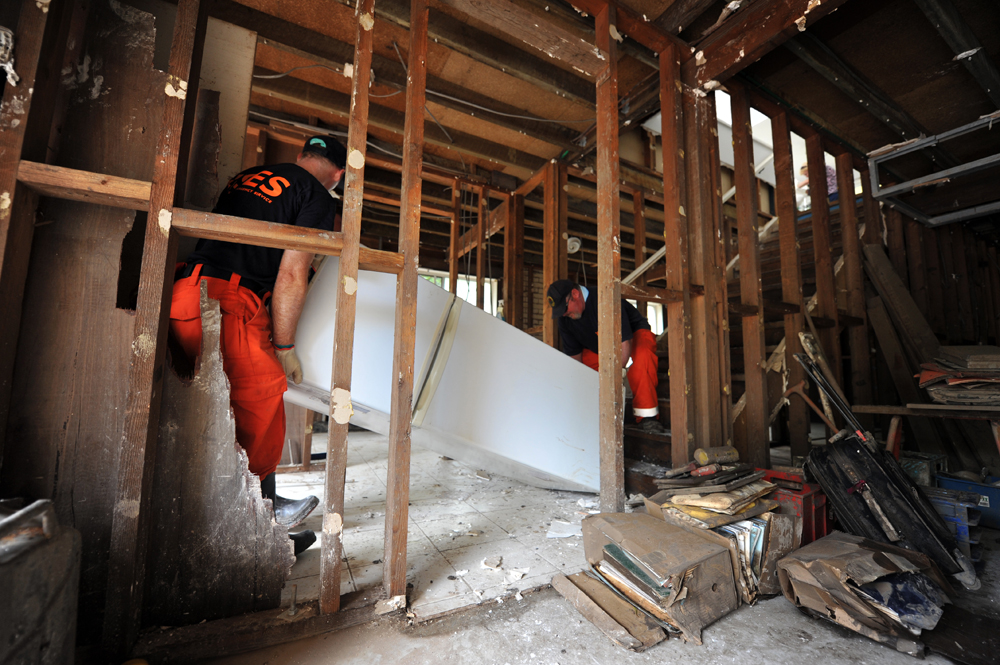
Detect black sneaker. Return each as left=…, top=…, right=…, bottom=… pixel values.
left=637, top=417, right=668, bottom=436
left=290, top=530, right=317, bottom=556
left=274, top=494, right=320, bottom=529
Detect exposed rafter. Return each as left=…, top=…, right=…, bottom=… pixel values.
left=784, top=33, right=959, bottom=167
left=331, top=0, right=596, bottom=105
left=912, top=0, right=1000, bottom=109
left=653, top=0, right=719, bottom=36
left=682, top=0, right=851, bottom=88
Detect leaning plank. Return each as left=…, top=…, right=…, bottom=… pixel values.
left=863, top=243, right=941, bottom=365
left=552, top=574, right=650, bottom=651
left=145, top=284, right=293, bottom=626
left=866, top=296, right=946, bottom=457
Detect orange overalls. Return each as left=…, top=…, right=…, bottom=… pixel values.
left=169, top=264, right=288, bottom=478
left=579, top=328, right=659, bottom=420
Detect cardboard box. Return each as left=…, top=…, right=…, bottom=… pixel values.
left=582, top=513, right=739, bottom=644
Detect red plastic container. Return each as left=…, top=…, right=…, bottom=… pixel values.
left=758, top=468, right=830, bottom=545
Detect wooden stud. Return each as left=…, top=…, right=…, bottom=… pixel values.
left=449, top=182, right=460, bottom=294
left=595, top=4, right=623, bottom=514
left=503, top=194, right=524, bottom=328
left=904, top=218, right=928, bottom=317
left=558, top=163, right=569, bottom=281
left=476, top=188, right=486, bottom=309
left=542, top=162, right=559, bottom=346
left=0, top=0, right=68, bottom=462
left=937, top=227, right=961, bottom=343
left=632, top=190, right=648, bottom=316
left=836, top=152, right=872, bottom=419
left=884, top=208, right=909, bottom=287
left=384, top=0, right=427, bottom=602
left=976, top=240, right=994, bottom=344
left=952, top=225, right=975, bottom=342
left=804, top=133, right=841, bottom=388
left=320, top=0, right=375, bottom=616
left=105, top=0, right=207, bottom=652
left=923, top=226, right=946, bottom=337
left=706, top=95, right=732, bottom=447
left=772, top=110, right=809, bottom=460
left=730, top=84, right=768, bottom=468
left=860, top=167, right=882, bottom=245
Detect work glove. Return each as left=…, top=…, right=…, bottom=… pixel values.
left=275, top=347, right=303, bottom=384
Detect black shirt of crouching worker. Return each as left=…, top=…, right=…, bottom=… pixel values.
left=185, top=163, right=341, bottom=292
left=558, top=286, right=651, bottom=357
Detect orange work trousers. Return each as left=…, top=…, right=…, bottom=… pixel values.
left=580, top=328, right=659, bottom=420
left=169, top=265, right=287, bottom=478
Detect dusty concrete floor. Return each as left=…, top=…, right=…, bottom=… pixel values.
left=203, top=427, right=1000, bottom=665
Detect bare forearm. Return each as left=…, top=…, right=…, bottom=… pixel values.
left=620, top=339, right=632, bottom=367
left=270, top=250, right=313, bottom=346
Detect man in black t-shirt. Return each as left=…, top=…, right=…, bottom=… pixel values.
left=547, top=279, right=667, bottom=435
left=170, top=135, right=346, bottom=554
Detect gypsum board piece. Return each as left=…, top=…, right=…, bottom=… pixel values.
left=584, top=566, right=680, bottom=635
left=811, top=439, right=961, bottom=575
left=794, top=353, right=867, bottom=439
left=653, top=471, right=767, bottom=496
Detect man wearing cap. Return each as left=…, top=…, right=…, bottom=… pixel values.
left=169, top=135, right=346, bottom=554
left=547, top=279, right=666, bottom=435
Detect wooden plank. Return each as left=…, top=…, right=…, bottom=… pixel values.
left=595, top=4, right=623, bottom=514
left=170, top=209, right=403, bottom=274
left=550, top=574, right=645, bottom=651
left=632, top=190, right=648, bottom=314
left=542, top=162, right=559, bottom=347
left=952, top=225, right=975, bottom=342
left=859, top=166, right=882, bottom=245
left=363, top=190, right=452, bottom=219
left=0, top=0, right=66, bottom=465
left=863, top=243, right=941, bottom=367
left=771, top=110, right=808, bottom=459
left=978, top=241, right=996, bottom=344
left=659, top=45, right=695, bottom=467
left=131, top=592, right=383, bottom=663
left=383, top=0, right=426, bottom=605
left=320, top=0, right=374, bottom=616
left=436, top=0, right=606, bottom=76
left=836, top=153, right=872, bottom=420
left=805, top=133, right=841, bottom=388
left=449, top=182, right=460, bottom=294
left=854, top=404, right=1000, bottom=419
left=105, top=0, right=207, bottom=653
left=17, top=161, right=152, bottom=210
left=503, top=194, right=524, bottom=328
left=923, top=226, right=946, bottom=337
left=988, top=246, right=1000, bottom=344
left=904, top=218, right=929, bottom=317
left=866, top=296, right=947, bottom=458
left=620, top=282, right=684, bottom=305
left=937, top=227, right=962, bottom=343
left=476, top=187, right=486, bottom=309
left=682, top=0, right=851, bottom=88
left=456, top=198, right=506, bottom=258
left=884, top=207, right=909, bottom=288
left=730, top=83, right=768, bottom=469
left=558, top=162, right=569, bottom=281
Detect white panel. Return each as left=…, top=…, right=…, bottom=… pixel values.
left=290, top=258, right=600, bottom=492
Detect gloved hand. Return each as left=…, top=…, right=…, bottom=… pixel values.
left=275, top=347, right=303, bottom=384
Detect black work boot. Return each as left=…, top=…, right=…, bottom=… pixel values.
left=637, top=417, right=669, bottom=436
left=260, top=473, right=319, bottom=555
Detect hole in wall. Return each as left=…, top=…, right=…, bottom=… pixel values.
left=116, top=211, right=147, bottom=312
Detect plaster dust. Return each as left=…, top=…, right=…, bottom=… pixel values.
left=201, top=427, right=1000, bottom=665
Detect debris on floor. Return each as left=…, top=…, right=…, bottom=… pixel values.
left=579, top=513, right=740, bottom=645
left=777, top=531, right=953, bottom=657
left=546, top=521, right=582, bottom=539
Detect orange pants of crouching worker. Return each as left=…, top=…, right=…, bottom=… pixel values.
left=580, top=328, right=659, bottom=421
left=169, top=265, right=287, bottom=478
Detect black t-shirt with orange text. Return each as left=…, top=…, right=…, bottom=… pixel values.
left=186, top=163, right=340, bottom=291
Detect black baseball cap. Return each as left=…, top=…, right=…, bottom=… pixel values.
left=302, top=135, right=347, bottom=170
left=547, top=279, right=578, bottom=319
